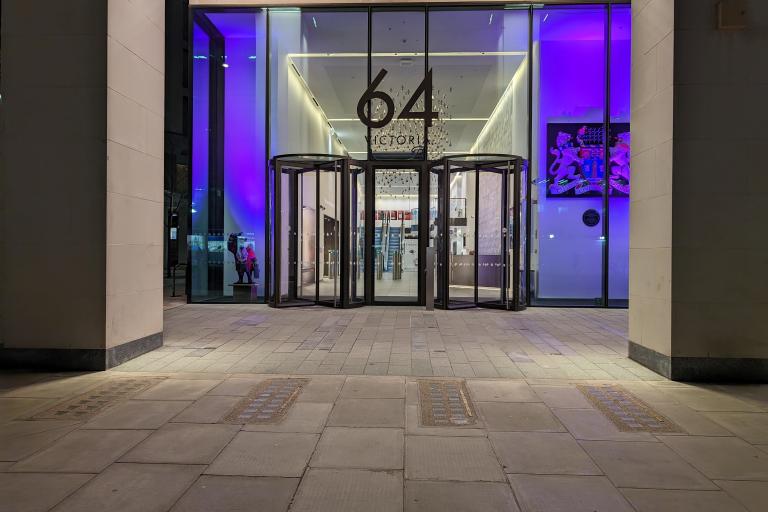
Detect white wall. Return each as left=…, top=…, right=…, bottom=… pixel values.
left=106, top=0, right=165, bottom=348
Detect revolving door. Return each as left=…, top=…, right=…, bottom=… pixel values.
left=431, top=155, right=527, bottom=311
left=269, top=155, right=365, bottom=308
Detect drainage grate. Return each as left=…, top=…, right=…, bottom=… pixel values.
left=577, top=384, right=684, bottom=433
left=418, top=379, right=477, bottom=427
left=31, top=378, right=164, bottom=421
left=223, top=378, right=308, bottom=424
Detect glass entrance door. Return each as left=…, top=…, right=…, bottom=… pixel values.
left=433, top=155, right=526, bottom=310
left=270, top=155, right=346, bottom=307
left=372, top=167, right=421, bottom=303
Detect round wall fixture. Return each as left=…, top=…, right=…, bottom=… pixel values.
left=582, top=209, right=600, bottom=227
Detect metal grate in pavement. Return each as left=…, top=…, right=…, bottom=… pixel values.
left=30, top=378, right=165, bottom=421
left=418, top=379, right=477, bottom=427
left=223, top=378, right=308, bottom=424
left=577, top=384, right=684, bottom=433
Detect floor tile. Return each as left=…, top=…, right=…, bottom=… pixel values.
left=651, top=403, right=733, bottom=436
left=405, top=481, right=519, bottom=512
left=328, top=399, right=404, bottom=428
left=406, top=436, right=504, bottom=482
left=171, top=396, right=242, bottom=423
left=467, top=380, right=539, bottom=402
left=170, top=475, right=298, bottom=512
left=134, top=380, right=221, bottom=401
left=83, top=400, right=192, bottom=429
left=53, top=463, right=203, bottom=512
left=621, top=488, right=749, bottom=512
left=0, top=420, right=79, bottom=461
left=552, top=408, right=656, bottom=441
left=715, top=480, right=768, bottom=512
left=659, top=436, right=768, bottom=480
left=340, top=376, right=405, bottom=398
left=581, top=440, right=716, bottom=489
left=489, top=432, right=600, bottom=475
left=120, top=423, right=239, bottom=464
left=243, top=402, right=332, bottom=433
left=705, top=412, right=768, bottom=444
left=10, top=429, right=150, bottom=473
left=206, top=431, right=318, bottom=477
left=508, top=474, right=634, bottom=512
left=477, top=402, right=564, bottom=432
left=289, top=468, right=402, bottom=512
left=0, top=473, right=92, bottom=512
left=311, top=427, right=403, bottom=470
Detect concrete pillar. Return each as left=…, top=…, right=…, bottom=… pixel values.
left=629, top=0, right=768, bottom=381
left=0, top=0, right=164, bottom=370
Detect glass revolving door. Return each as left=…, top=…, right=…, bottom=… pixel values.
left=432, top=155, right=527, bottom=311
left=270, top=155, right=358, bottom=308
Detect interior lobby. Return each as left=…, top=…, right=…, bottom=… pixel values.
left=1, top=0, right=767, bottom=511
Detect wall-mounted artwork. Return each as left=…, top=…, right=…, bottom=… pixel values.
left=546, top=123, right=630, bottom=197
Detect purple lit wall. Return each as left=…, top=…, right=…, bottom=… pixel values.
left=191, top=23, right=210, bottom=298
left=536, top=7, right=606, bottom=300
left=206, top=12, right=267, bottom=296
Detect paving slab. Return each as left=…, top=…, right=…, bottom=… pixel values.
left=659, top=436, right=768, bottom=481
left=715, top=480, right=768, bottom=512
left=53, top=463, right=203, bottom=512
left=120, top=423, right=240, bottom=464
left=295, top=376, right=346, bottom=402
left=0, top=473, right=92, bottom=512
left=466, top=380, right=539, bottom=402
left=508, top=474, right=635, bottom=512
left=328, top=398, right=404, bottom=428
left=620, top=488, right=749, bottom=512
left=83, top=400, right=192, bottom=429
left=704, top=412, right=768, bottom=444
left=134, top=379, right=221, bottom=400
left=310, top=427, right=403, bottom=470
left=206, top=431, right=318, bottom=477
left=242, top=402, right=332, bottom=433
left=406, top=436, right=504, bottom=482
left=477, top=402, right=564, bottom=432
left=552, top=408, right=656, bottom=441
left=170, top=475, right=299, bottom=512
left=340, top=376, right=405, bottom=398
left=531, top=385, right=593, bottom=409
left=289, top=468, right=403, bottom=512
left=171, top=396, right=242, bottom=423
left=489, top=432, right=601, bottom=475
left=580, top=440, right=716, bottom=489
left=0, top=420, right=79, bottom=461
left=405, top=481, right=520, bottom=512
left=10, top=429, right=150, bottom=473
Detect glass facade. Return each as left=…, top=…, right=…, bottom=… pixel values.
left=189, top=3, right=631, bottom=307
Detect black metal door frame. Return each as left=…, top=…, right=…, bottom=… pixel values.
left=364, top=160, right=429, bottom=306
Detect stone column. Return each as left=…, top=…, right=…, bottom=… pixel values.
left=629, top=0, right=768, bottom=381
left=0, top=0, right=165, bottom=370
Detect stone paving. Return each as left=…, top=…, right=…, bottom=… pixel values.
left=118, top=305, right=654, bottom=380
left=1, top=305, right=767, bottom=511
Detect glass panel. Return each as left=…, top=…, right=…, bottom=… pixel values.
left=448, top=169, right=475, bottom=304
left=190, top=11, right=267, bottom=303
left=269, top=9, right=368, bottom=158
left=518, top=161, right=529, bottom=307
left=608, top=4, right=631, bottom=306
left=318, top=169, right=341, bottom=303
left=350, top=166, right=366, bottom=303
left=298, top=172, right=317, bottom=301
left=429, top=170, right=441, bottom=304
left=531, top=6, right=606, bottom=305
left=191, top=21, right=211, bottom=302
left=477, top=171, right=504, bottom=303
left=374, top=169, right=420, bottom=302
left=428, top=8, right=529, bottom=158
left=370, top=9, right=426, bottom=159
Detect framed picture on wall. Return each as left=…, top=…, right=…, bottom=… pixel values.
left=546, top=123, right=630, bottom=198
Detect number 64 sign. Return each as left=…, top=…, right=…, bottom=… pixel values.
left=356, top=68, right=439, bottom=129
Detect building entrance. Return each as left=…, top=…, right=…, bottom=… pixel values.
left=269, top=154, right=525, bottom=310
